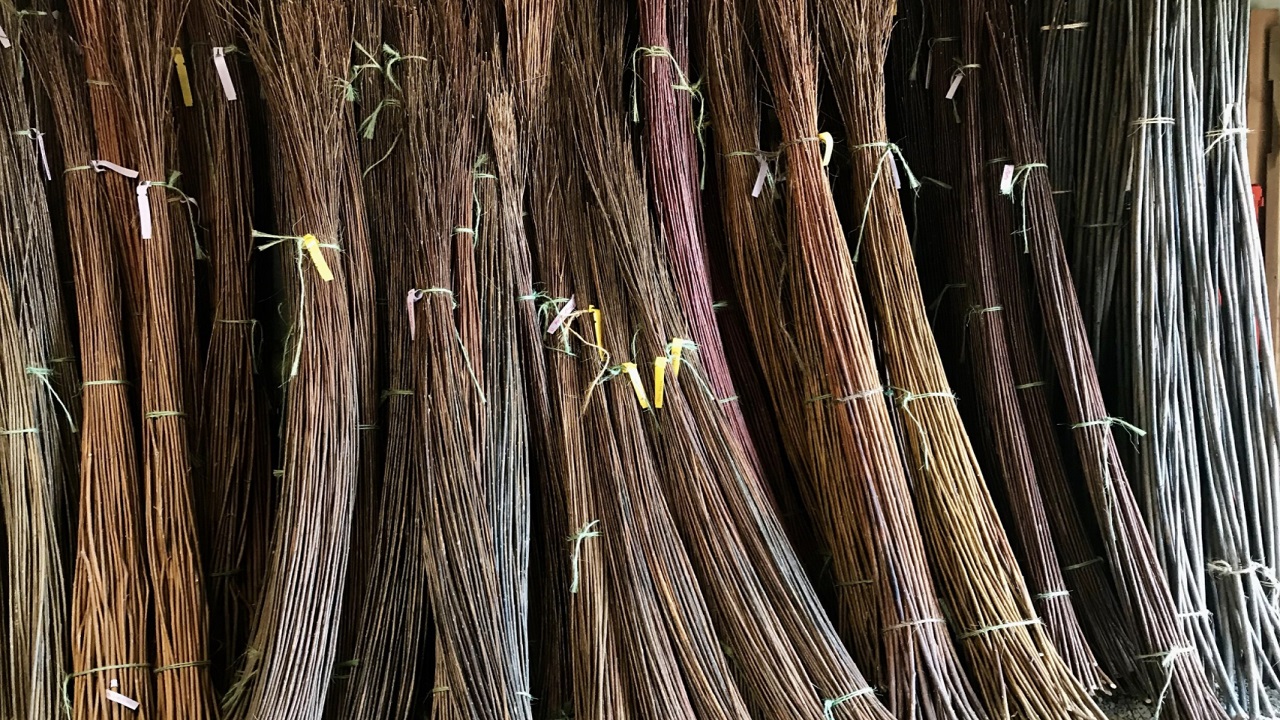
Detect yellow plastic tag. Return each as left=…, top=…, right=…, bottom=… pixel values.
left=621, top=362, right=649, bottom=409
left=301, top=234, right=334, bottom=281
left=670, top=338, right=688, bottom=379
left=588, top=305, right=604, bottom=360
left=171, top=47, right=194, bottom=107
left=653, top=357, right=668, bottom=409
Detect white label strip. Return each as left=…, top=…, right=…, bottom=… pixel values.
left=999, top=164, right=1015, bottom=195
left=751, top=156, right=768, bottom=198
left=91, top=160, right=140, bottom=179
left=888, top=153, right=902, bottom=189
left=0, top=26, right=10, bottom=49
left=545, top=296, right=576, bottom=334
left=32, top=130, right=51, bottom=181
left=945, top=73, right=964, bottom=100
left=136, top=184, right=153, bottom=239
left=105, top=689, right=140, bottom=711
left=212, top=47, right=238, bottom=101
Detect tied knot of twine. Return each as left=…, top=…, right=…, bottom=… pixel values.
left=632, top=45, right=709, bottom=187
left=957, top=617, right=1041, bottom=640
left=851, top=141, right=920, bottom=261
left=1041, top=21, right=1089, bottom=31
left=1205, top=126, right=1249, bottom=155
left=253, top=229, right=341, bottom=379
left=567, top=520, right=602, bottom=594
left=62, top=662, right=150, bottom=715
left=26, top=366, right=76, bottom=432
left=889, top=388, right=956, bottom=471
left=1207, top=559, right=1269, bottom=577
left=1070, top=416, right=1147, bottom=438
left=822, top=688, right=876, bottom=720
left=1002, top=163, right=1048, bottom=252
left=406, top=287, right=458, bottom=341
left=1137, top=646, right=1196, bottom=719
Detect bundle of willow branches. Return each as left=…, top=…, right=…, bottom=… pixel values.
left=184, top=0, right=271, bottom=692
left=982, top=0, right=1228, bottom=716
left=895, top=0, right=1110, bottom=694
left=819, top=0, right=1103, bottom=715
left=25, top=11, right=153, bottom=718
left=1201, top=3, right=1280, bottom=709
left=710, top=0, right=991, bottom=717
left=226, top=1, right=362, bottom=716
left=335, top=8, right=433, bottom=720
left=0, top=11, right=76, bottom=719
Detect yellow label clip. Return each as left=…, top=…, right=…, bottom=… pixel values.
left=588, top=304, right=604, bottom=360
left=171, top=47, right=194, bottom=107
left=301, top=234, right=334, bottom=282
left=669, top=338, right=688, bottom=379
left=653, top=356, right=668, bottom=409
left=621, top=362, right=650, bottom=409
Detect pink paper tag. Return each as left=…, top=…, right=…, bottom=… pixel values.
left=213, top=47, right=238, bottom=101
left=999, top=164, right=1015, bottom=195
left=91, top=160, right=140, bottom=179
left=751, top=156, right=768, bottom=198
left=945, top=73, right=964, bottom=100
left=136, top=184, right=153, bottom=240
left=406, top=289, right=424, bottom=340
left=888, top=153, right=902, bottom=189
left=546, top=296, right=576, bottom=334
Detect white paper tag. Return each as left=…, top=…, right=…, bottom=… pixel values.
left=91, top=160, right=140, bottom=179
left=546, top=296, right=576, bottom=334
left=136, top=184, right=153, bottom=239
left=0, top=26, right=10, bottom=49
left=888, top=153, right=902, bottom=189
left=751, top=156, right=768, bottom=198
left=945, top=73, right=964, bottom=100
left=31, top=130, right=51, bottom=181
left=105, top=690, right=139, bottom=710
left=106, top=679, right=139, bottom=710
left=213, top=47, right=238, bottom=101
left=999, top=164, right=1015, bottom=195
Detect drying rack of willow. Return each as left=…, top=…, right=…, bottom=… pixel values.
left=896, top=0, right=1109, bottom=694
left=24, top=10, right=153, bottom=718
left=225, top=1, right=361, bottom=717
left=818, top=0, right=1101, bottom=715
left=981, top=0, right=1227, bottom=717
left=0, top=10, right=77, bottom=720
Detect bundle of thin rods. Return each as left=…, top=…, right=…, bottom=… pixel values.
left=6, top=0, right=1280, bottom=718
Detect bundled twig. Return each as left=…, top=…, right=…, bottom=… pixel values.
left=562, top=0, right=895, bottom=717
left=67, top=0, right=217, bottom=714
left=334, top=9, right=433, bottom=720
left=714, top=0, right=992, bottom=716
left=0, top=10, right=77, bottom=718
left=185, top=0, right=271, bottom=692
left=982, top=1, right=1230, bottom=716
left=225, top=1, right=361, bottom=716
left=395, top=3, right=529, bottom=716
left=897, top=0, right=1111, bottom=694
left=25, top=13, right=153, bottom=718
